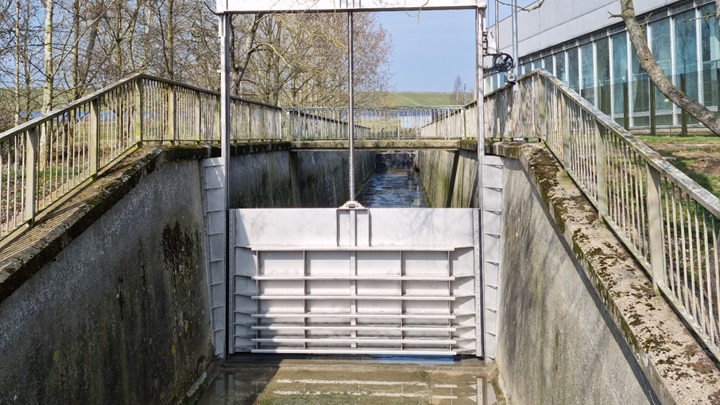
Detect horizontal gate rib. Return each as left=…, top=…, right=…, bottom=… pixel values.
left=249, top=349, right=457, bottom=356
left=252, top=275, right=459, bottom=281
left=241, top=245, right=472, bottom=252
left=248, top=313, right=459, bottom=319
left=251, top=337, right=457, bottom=345
left=250, top=295, right=458, bottom=301
left=251, top=325, right=458, bottom=332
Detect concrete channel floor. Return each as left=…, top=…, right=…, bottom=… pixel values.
left=197, top=355, right=503, bottom=405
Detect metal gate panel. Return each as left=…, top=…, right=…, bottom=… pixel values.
left=230, top=208, right=480, bottom=356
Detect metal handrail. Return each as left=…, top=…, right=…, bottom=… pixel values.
left=460, top=68, right=720, bottom=361
left=0, top=74, right=283, bottom=241
left=287, top=106, right=466, bottom=140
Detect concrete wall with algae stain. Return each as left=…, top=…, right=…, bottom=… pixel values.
left=229, top=150, right=375, bottom=207
left=498, top=157, right=653, bottom=405
left=416, top=148, right=478, bottom=208
left=0, top=156, right=212, bottom=404
left=495, top=142, right=720, bottom=405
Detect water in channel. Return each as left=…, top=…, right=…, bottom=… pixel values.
left=355, top=169, right=429, bottom=208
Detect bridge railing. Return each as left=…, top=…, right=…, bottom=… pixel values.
left=477, top=69, right=720, bottom=361
left=0, top=73, right=282, bottom=241
left=286, top=106, right=466, bottom=140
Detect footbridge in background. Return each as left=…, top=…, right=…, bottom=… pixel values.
left=2, top=69, right=720, bottom=404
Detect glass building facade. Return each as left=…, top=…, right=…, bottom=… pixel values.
left=486, top=1, right=719, bottom=133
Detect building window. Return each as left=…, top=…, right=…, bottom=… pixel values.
left=596, top=37, right=611, bottom=115
left=650, top=19, right=673, bottom=125
left=580, top=43, right=595, bottom=105
left=542, top=55, right=553, bottom=74
left=630, top=39, right=651, bottom=127
left=532, top=59, right=543, bottom=70
left=555, top=52, right=567, bottom=83
left=700, top=3, right=719, bottom=109
left=568, top=48, right=579, bottom=93
left=674, top=9, right=700, bottom=124
left=611, top=32, right=629, bottom=126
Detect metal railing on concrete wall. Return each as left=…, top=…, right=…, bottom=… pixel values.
left=0, top=73, right=282, bottom=240
left=475, top=69, right=720, bottom=361
left=287, top=106, right=466, bottom=140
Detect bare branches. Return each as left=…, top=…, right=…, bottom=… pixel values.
left=496, top=0, right=545, bottom=12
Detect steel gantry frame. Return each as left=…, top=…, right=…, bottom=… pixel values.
left=215, top=0, right=490, bottom=358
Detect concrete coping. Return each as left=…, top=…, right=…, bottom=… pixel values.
left=492, top=141, right=720, bottom=405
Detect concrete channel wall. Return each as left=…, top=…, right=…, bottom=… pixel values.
left=0, top=144, right=375, bottom=404
left=229, top=148, right=375, bottom=208
left=0, top=152, right=213, bottom=405
left=416, top=142, right=720, bottom=404
left=416, top=148, right=479, bottom=208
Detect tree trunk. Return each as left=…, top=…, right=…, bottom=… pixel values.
left=14, top=0, right=21, bottom=125
left=167, top=0, right=175, bottom=80
left=231, top=14, right=262, bottom=95
left=42, top=0, right=54, bottom=114
left=71, top=0, right=80, bottom=100
left=620, top=0, right=720, bottom=134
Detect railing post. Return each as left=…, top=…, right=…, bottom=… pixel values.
left=168, top=84, right=177, bottom=144
left=596, top=124, right=608, bottom=217
left=195, top=91, right=202, bottom=142
left=89, top=98, right=100, bottom=177
left=24, top=128, right=38, bottom=224
left=562, top=95, right=572, bottom=169
left=646, top=164, right=666, bottom=291
left=462, top=108, right=467, bottom=139
left=134, top=79, right=144, bottom=147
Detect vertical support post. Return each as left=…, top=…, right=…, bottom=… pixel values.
left=89, top=98, right=100, bottom=176
left=134, top=79, right=144, bottom=147
left=623, top=81, right=630, bottom=130
left=494, top=0, right=499, bottom=55
left=219, top=12, right=232, bottom=359
left=475, top=5, right=487, bottom=359
left=649, top=82, right=656, bottom=135
left=646, top=164, right=666, bottom=291
left=680, top=73, right=688, bottom=136
left=717, top=67, right=720, bottom=112
left=24, top=128, right=38, bottom=224
left=168, top=84, right=177, bottom=143
left=511, top=0, right=519, bottom=79
left=596, top=124, right=608, bottom=217
left=348, top=11, right=355, bottom=201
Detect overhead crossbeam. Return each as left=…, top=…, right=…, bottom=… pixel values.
left=216, top=0, right=486, bottom=14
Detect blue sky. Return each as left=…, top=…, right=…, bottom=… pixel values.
left=376, top=1, right=535, bottom=92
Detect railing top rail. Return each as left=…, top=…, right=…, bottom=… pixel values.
left=285, top=105, right=466, bottom=111
left=528, top=68, right=720, bottom=218
left=0, top=73, right=281, bottom=142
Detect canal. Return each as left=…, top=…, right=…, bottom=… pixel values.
left=197, top=161, right=503, bottom=404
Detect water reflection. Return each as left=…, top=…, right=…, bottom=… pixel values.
left=198, top=357, right=500, bottom=405
left=356, top=169, right=428, bottom=208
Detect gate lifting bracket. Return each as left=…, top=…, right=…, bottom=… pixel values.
left=483, top=30, right=516, bottom=81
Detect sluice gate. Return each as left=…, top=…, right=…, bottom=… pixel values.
left=229, top=207, right=481, bottom=356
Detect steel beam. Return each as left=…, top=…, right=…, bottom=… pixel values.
left=217, top=0, right=486, bottom=14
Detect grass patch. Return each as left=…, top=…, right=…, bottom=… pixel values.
left=385, top=92, right=460, bottom=107
left=637, top=135, right=720, bottom=199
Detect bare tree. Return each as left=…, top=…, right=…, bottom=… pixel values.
left=453, top=75, right=463, bottom=104
left=620, top=0, right=720, bottom=134
left=233, top=12, right=391, bottom=107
